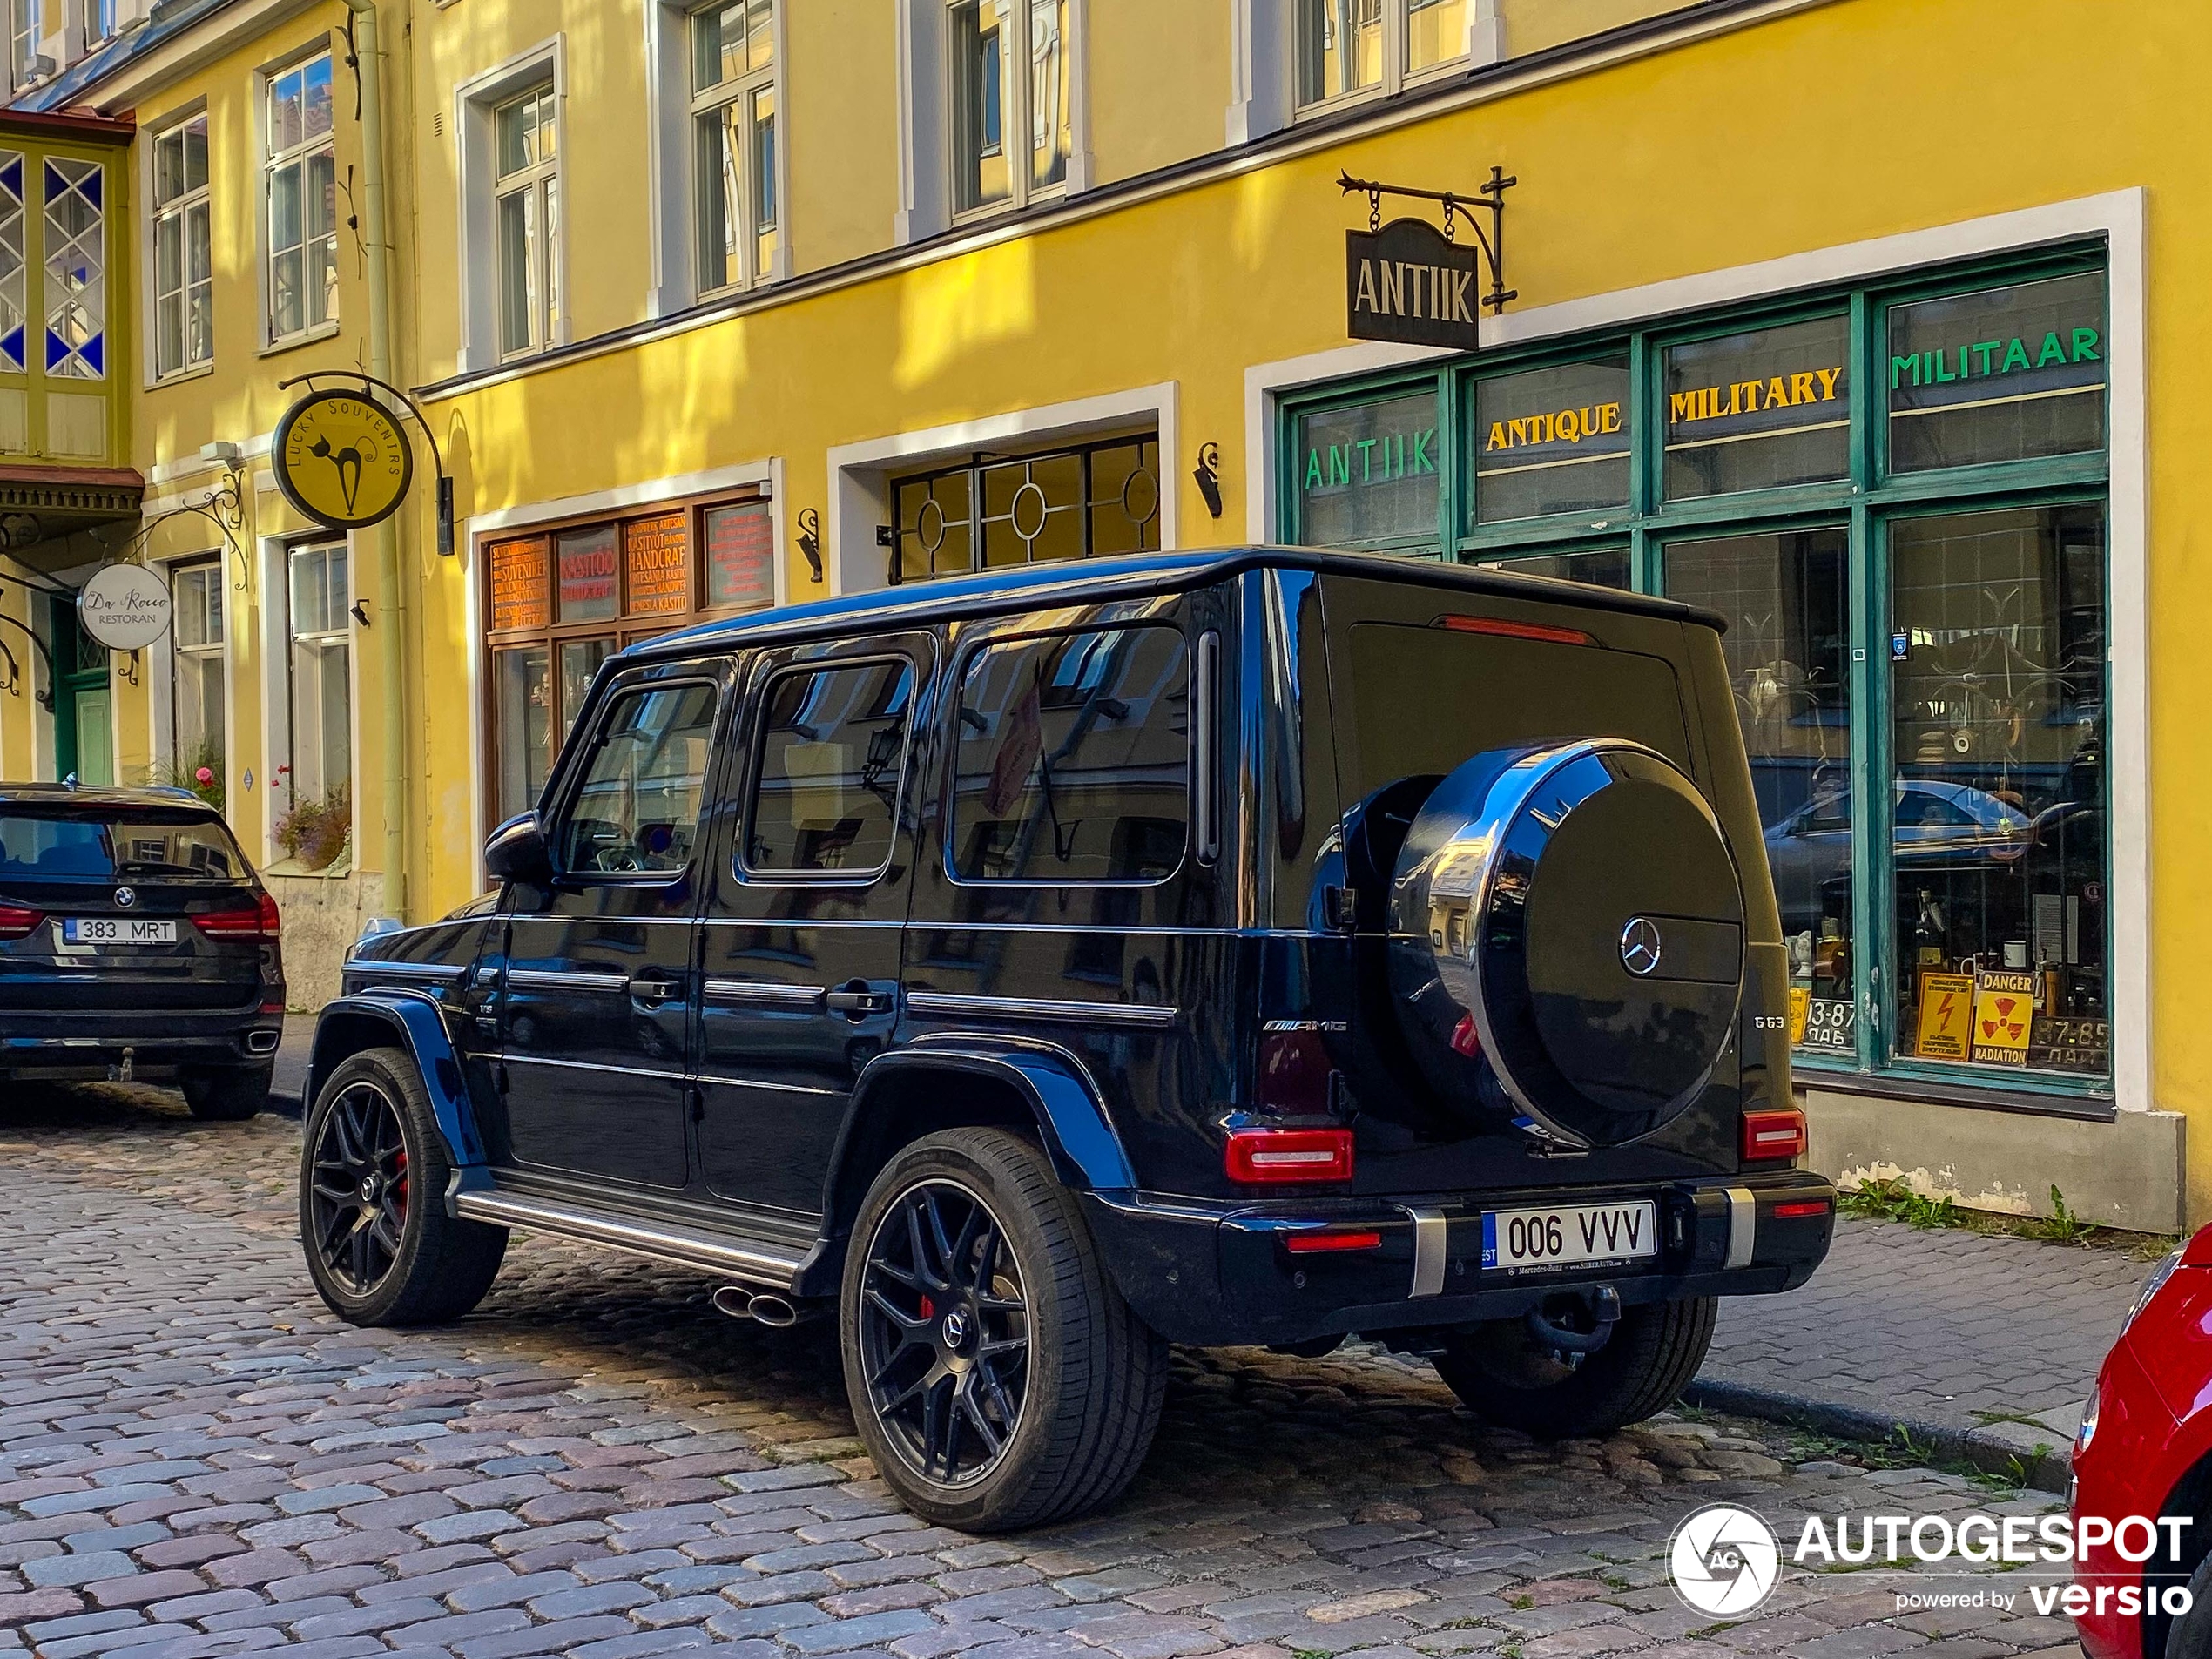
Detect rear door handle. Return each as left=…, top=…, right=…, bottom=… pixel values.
left=628, top=974, right=685, bottom=1004
left=825, top=988, right=894, bottom=1015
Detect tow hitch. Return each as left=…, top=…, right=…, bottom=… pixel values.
left=1526, top=1283, right=1620, bottom=1361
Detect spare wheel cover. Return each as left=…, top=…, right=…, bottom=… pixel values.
left=1388, top=738, right=1745, bottom=1148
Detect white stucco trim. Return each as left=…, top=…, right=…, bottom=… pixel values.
left=824, top=381, right=1179, bottom=597
left=453, top=37, right=566, bottom=374
left=1243, top=187, right=2150, bottom=1120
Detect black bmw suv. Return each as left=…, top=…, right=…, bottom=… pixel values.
left=2, top=784, right=285, bottom=1116
left=310, top=547, right=1831, bottom=1530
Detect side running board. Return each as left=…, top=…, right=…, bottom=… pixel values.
left=451, top=1189, right=806, bottom=1291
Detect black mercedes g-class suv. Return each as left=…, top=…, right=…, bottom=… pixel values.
left=307, top=547, right=1831, bottom=1530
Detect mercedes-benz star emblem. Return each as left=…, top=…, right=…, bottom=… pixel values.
left=113, top=887, right=136, bottom=909
left=1620, top=916, right=1664, bottom=977
left=941, top=1309, right=969, bottom=1346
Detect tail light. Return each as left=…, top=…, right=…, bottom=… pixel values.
left=1773, top=1199, right=1830, bottom=1219
left=1742, top=1108, right=1807, bottom=1163
left=196, top=891, right=283, bottom=938
left=0, top=903, right=43, bottom=940
left=1224, top=1127, right=1354, bottom=1184
left=1285, top=1229, right=1383, bottom=1254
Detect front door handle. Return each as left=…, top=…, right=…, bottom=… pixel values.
left=825, top=987, right=894, bottom=1016
left=628, top=974, right=684, bottom=1004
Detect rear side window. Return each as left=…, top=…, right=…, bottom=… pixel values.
left=0, top=813, right=244, bottom=880
left=1339, top=621, right=1692, bottom=800
left=745, top=659, right=916, bottom=876
left=555, top=682, right=718, bottom=877
left=950, top=625, right=1189, bottom=884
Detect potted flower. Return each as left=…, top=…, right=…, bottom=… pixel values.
left=273, top=784, right=352, bottom=872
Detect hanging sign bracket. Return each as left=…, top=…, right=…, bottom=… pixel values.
left=1338, top=166, right=1517, bottom=317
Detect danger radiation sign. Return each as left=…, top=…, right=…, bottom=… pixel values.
left=1971, top=970, right=2036, bottom=1066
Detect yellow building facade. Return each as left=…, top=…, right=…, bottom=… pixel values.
left=0, top=0, right=2199, bottom=1228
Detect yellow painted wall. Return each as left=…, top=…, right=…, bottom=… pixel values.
left=1089, top=0, right=1232, bottom=185
left=1500, top=0, right=1704, bottom=57
left=785, top=0, right=900, bottom=273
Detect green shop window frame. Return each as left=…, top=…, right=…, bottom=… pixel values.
left=1279, top=242, right=2114, bottom=1109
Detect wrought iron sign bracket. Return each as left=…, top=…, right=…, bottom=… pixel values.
left=280, top=371, right=456, bottom=555
left=1338, top=167, right=1517, bottom=314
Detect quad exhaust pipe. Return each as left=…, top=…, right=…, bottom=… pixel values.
left=711, top=1285, right=806, bottom=1327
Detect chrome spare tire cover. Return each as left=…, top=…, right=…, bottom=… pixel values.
left=1387, top=739, right=1746, bottom=1148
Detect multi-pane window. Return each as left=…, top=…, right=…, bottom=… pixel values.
left=43, top=155, right=102, bottom=378
left=1298, top=0, right=1468, bottom=110
left=10, top=0, right=38, bottom=87
left=266, top=51, right=335, bottom=342
left=1284, top=254, right=2114, bottom=1096
left=152, top=114, right=211, bottom=378
left=485, top=490, right=773, bottom=825
left=691, top=0, right=777, bottom=295
left=495, top=84, right=558, bottom=357
left=82, top=0, right=113, bottom=47
left=948, top=0, right=1070, bottom=215
left=170, top=558, right=225, bottom=787
left=892, top=435, right=1159, bottom=583
left=286, top=540, right=352, bottom=813
left=0, top=152, right=24, bottom=372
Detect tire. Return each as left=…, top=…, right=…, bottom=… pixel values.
left=181, top=1065, right=271, bottom=1121
left=2161, top=1548, right=2212, bottom=1658
left=1434, top=1295, right=1717, bottom=1439
left=840, top=1127, right=1168, bottom=1532
left=298, top=1046, right=508, bottom=1326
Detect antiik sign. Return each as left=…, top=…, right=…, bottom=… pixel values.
left=1346, top=218, right=1480, bottom=353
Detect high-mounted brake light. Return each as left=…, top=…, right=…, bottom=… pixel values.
left=1224, top=1127, right=1354, bottom=1184
left=1439, top=615, right=1593, bottom=647
left=1285, top=1229, right=1383, bottom=1255
left=196, top=892, right=283, bottom=938
left=0, top=903, right=44, bottom=940
left=1742, top=1108, right=1808, bottom=1163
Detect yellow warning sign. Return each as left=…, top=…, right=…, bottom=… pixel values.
left=1913, top=972, right=1975, bottom=1060
left=1788, top=984, right=1811, bottom=1045
left=1971, top=970, right=2036, bottom=1065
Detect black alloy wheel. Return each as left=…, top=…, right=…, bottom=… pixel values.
left=306, top=1078, right=411, bottom=1297
left=858, top=1177, right=1033, bottom=1488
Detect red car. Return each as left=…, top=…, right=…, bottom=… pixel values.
left=2074, top=1226, right=2212, bottom=1658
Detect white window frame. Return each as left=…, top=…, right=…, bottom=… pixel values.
left=893, top=0, right=1088, bottom=246
left=149, top=109, right=212, bottom=381
left=455, top=39, right=564, bottom=374
left=685, top=0, right=781, bottom=300
left=1231, top=0, right=1498, bottom=136
left=79, top=0, right=113, bottom=51
left=260, top=44, right=338, bottom=348
left=165, top=554, right=227, bottom=784
left=944, top=0, right=1070, bottom=220
left=279, top=536, right=355, bottom=837
left=10, top=0, right=42, bottom=89
left=491, top=81, right=559, bottom=360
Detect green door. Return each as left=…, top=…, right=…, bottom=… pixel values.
left=49, top=596, right=112, bottom=785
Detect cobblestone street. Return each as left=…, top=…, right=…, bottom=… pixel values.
left=2, top=1089, right=2083, bottom=1659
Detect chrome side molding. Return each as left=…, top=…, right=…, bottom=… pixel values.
left=451, top=1189, right=806, bottom=1291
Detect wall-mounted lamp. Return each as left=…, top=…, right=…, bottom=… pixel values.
left=199, top=440, right=242, bottom=466
left=797, top=507, right=825, bottom=584
left=350, top=600, right=372, bottom=628
left=1193, top=442, right=1224, bottom=519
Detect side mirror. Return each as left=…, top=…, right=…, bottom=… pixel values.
left=484, top=811, right=555, bottom=887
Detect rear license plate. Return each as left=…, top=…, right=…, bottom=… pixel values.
left=63, top=918, right=178, bottom=945
left=1481, top=1201, right=1659, bottom=1273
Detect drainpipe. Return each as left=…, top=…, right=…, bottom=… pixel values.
left=347, top=0, right=407, bottom=923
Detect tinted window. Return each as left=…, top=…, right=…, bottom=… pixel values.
left=556, top=682, right=718, bottom=876
left=951, top=626, right=1189, bottom=883
left=745, top=659, right=915, bottom=875
left=1339, top=622, right=1691, bottom=800
left=0, top=813, right=243, bottom=880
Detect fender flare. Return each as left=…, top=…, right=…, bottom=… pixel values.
left=304, top=988, right=489, bottom=1169
left=838, top=1039, right=1136, bottom=1197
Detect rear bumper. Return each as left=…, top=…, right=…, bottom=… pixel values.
left=2, top=1011, right=282, bottom=1079
left=1080, top=1170, right=1835, bottom=1346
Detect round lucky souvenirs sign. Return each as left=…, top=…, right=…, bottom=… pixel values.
left=77, top=562, right=172, bottom=651
left=273, top=390, right=415, bottom=530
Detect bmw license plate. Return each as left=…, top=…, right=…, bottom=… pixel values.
left=1481, top=1201, right=1659, bottom=1273
left=62, top=918, right=177, bottom=945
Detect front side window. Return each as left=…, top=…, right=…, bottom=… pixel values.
left=285, top=540, right=351, bottom=834
left=948, top=0, right=1069, bottom=216
left=745, top=659, right=915, bottom=875
left=495, top=84, right=558, bottom=357
left=691, top=0, right=778, bottom=295
left=556, top=681, right=718, bottom=877
left=1298, top=0, right=1467, bottom=110
left=951, top=626, right=1189, bottom=884
left=266, top=51, right=335, bottom=343
left=152, top=114, right=212, bottom=378
left=171, top=558, right=225, bottom=794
